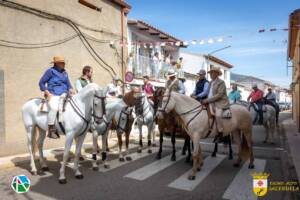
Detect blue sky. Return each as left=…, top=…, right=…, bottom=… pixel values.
left=127, top=0, right=299, bottom=87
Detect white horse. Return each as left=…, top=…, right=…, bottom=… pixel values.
left=237, top=100, right=276, bottom=144
left=21, top=83, right=107, bottom=184
left=91, top=98, right=133, bottom=170
left=134, top=92, right=156, bottom=153
left=157, top=90, right=254, bottom=180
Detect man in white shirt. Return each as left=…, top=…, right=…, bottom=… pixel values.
left=107, top=75, right=122, bottom=98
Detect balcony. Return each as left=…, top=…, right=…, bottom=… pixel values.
left=129, top=55, right=172, bottom=80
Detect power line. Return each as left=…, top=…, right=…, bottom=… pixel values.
left=0, top=0, right=120, bottom=78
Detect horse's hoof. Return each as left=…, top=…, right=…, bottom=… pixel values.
left=233, top=163, right=240, bottom=168
left=59, top=179, right=67, bottom=184
left=42, top=166, right=49, bottom=171
left=31, top=171, right=38, bottom=175
left=137, top=149, right=142, bottom=153
left=229, top=156, right=233, bottom=160
left=126, top=156, right=132, bottom=161
left=106, top=148, right=110, bottom=152
left=170, top=156, right=176, bottom=162
left=79, top=156, right=85, bottom=161
left=188, top=175, right=195, bottom=180
left=197, top=167, right=201, bottom=171
left=104, top=164, right=110, bottom=169
left=92, top=166, right=99, bottom=171
left=156, top=154, right=162, bottom=160
left=263, top=140, right=267, bottom=143
left=97, top=150, right=100, bottom=153
left=271, top=142, right=275, bottom=145
left=148, top=149, right=152, bottom=154
left=181, top=151, right=186, bottom=156
left=211, top=153, right=216, bottom=157
left=75, top=174, right=84, bottom=179
left=248, top=164, right=255, bottom=169
left=119, top=157, right=125, bottom=162
left=152, top=143, right=157, bottom=147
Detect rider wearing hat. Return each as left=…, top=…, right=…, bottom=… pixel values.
left=39, top=56, right=74, bottom=139
left=265, top=87, right=279, bottom=124
left=202, top=66, right=229, bottom=143
left=165, top=69, right=185, bottom=94
left=247, top=84, right=264, bottom=124
left=191, top=69, right=209, bottom=101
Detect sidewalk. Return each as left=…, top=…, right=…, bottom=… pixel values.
left=0, top=125, right=159, bottom=170
left=282, top=118, right=300, bottom=183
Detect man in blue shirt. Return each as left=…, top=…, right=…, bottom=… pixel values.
left=228, top=84, right=241, bottom=103
left=191, top=69, right=209, bottom=101
left=39, top=56, right=74, bottom=139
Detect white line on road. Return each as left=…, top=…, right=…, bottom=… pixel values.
left=168, top=154, right=226, bottom=191
left=124, top=153, right=185, bottom=180
left=222, top=159, right=266, bottom=200
left=98, top=147, right=159, bottom=172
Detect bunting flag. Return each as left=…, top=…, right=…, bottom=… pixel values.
left=110, top=25, right=296, bottom=47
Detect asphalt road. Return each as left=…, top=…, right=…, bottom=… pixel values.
left=0, top=111, right=296, bottom=200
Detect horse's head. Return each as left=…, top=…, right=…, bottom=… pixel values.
left=157, top=88, right=175, bottom=119
left=92, top=86, right=107, bottom=124
left=153, top=87, right=165, bottom=111
left=123, top=86, right=141, bottom=107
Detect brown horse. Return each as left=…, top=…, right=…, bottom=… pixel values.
left=153, top=88, right=192, bottom=162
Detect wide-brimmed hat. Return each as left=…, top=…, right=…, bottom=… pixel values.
left=208, top=66, right=222, bottom=76
left=197, top=69, right=206, bottom=75
left=52, top=56, right=65, bottom=64
left=167, top=69, right=177, bottom=78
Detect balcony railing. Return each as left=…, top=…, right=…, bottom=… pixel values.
left=130, top=55, right=172, bottom=80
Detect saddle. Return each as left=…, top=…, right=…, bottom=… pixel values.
left=39, top=94, right=69, bottom=123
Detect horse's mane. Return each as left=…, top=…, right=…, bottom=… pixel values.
left=172, top=92, right=200, bottom=106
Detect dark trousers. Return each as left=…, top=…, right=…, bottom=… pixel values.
left=255, top=101, right=264, bottom=124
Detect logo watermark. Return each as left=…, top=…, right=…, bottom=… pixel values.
left=11, top=175, right=31, bottom=194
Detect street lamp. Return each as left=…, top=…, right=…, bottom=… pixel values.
left=205, top=45, right=231, bottom=79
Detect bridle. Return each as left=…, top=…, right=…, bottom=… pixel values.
left=135, top=95, right=152, bottom=123
left=157, top=91, right=206, bottom=130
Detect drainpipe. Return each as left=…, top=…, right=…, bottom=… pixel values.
left=121, top=8, right=125, bottom=94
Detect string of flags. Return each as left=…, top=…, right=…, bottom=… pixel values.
left=110, top=25, right=299, bottom=47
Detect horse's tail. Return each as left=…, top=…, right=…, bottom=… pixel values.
left=32, top=126, right=38, bottom=156
left=240, top=133, right=250, bottom=160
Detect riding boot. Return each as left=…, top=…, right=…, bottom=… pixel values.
left=47, top=125, right=60, bottom=139
left=213, top=132, right=224, bottom=143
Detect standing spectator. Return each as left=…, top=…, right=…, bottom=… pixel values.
left=75, top=66, right=93, bottom=92
left=152, top=52, right=160, bottom=79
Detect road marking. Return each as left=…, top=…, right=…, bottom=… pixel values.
left=98, top=147, right=159, bottom=172
left=124, top=153, right=185, bottom=180
left=222, top=159, right=266, bottom=200
left=168, top=154, right=226, bottom=191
